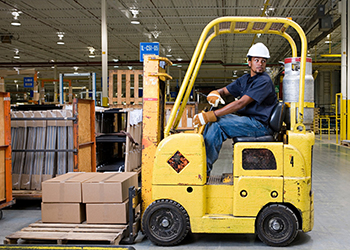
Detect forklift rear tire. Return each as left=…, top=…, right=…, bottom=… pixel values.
left=142, top=199, right=190, bottom=246
left=256, top=204, right=299, bottom=247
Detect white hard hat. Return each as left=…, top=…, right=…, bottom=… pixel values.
left=246, top=42, right=270, bottom=59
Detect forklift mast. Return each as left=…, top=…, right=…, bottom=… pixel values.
left=141, top=56, right=172, bottom=213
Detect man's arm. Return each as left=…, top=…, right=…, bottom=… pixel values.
left=216, top=87, right=230, bottom=97
left=214, top=94, right=254, bottom=117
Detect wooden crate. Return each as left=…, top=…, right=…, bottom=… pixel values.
left=108, top=70, right=143, bottom=108
left=311, top=108, right=320, bottom=134
left=11, top=98, right=96, bottom=198
left=73, top=99, right=96, bottom=172
left=0, top=92, right=15, bottom=212
left=166, top=102, right=198, bottom=130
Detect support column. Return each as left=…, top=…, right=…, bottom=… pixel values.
left=54, top=65, right=58, bottom=103
left=101, top=0, right=108, bottom=107
left=341, top=0, right=347, bottom=140
left=347, top=0, right=350, bottom=139
left=92, top=72, right=96, bottom=105
left=0, top=77, right=5, bottom=92
left=59, top=73, right=64, bottom=104
left=33, top=72, right=39, bottom=102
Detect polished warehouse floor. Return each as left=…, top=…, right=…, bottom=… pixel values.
left=1, top=134, right=350, bottom=249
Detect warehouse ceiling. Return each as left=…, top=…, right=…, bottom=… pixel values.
left=0, top=0, right=342, bottom=97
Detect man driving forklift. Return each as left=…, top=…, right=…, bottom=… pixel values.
left=193, top=42, right=277, bottom=175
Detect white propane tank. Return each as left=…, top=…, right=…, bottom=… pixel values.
left=283, top=57, right=314, bottom=129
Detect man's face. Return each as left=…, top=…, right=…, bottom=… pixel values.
left=248, top=57, right=267, bottom=76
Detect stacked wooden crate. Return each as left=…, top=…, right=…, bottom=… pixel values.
left=11, top=99, right=96, bottom=197
left=311, top=108, right=320, bottom=134
left=0, top=92, right=15, bottom=216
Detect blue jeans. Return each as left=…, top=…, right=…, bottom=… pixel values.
left=203, top=114, right=271, bottom=174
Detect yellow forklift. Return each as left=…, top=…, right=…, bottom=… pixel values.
left=140, top=16, right=314, bottom=247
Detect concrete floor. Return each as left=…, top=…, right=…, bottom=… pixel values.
left=1, top=134, right=350, bottom=249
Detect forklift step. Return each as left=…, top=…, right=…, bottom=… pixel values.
left=207, top=174, right=233, bottom=185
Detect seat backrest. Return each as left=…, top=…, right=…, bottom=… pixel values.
left=269, top=101, right=286, bottom=132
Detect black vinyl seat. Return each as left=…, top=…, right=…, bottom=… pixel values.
left=233, top=101, right=286, bottom=143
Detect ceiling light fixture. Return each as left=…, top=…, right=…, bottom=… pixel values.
left=130, top=8, right=140, bottom=24
left=151, top=30, right=161, bottom=39
left=11, top=11, right=22, bottom=26
left=166, top=46, right=172, bottom=57
left=13, top=49, right=20, bottom=59
left=73, top=66, right=79, bottom=74
left=88, top=47, right=96, bottom=58
left=57, top=32, right=65, bottom=45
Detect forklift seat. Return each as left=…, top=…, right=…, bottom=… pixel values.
left=233, top=101, right=286, bottom=143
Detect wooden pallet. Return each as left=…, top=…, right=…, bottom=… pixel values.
left=4, top=221, right=128, bottom=245
left=341, top=140, right=350, bottom=148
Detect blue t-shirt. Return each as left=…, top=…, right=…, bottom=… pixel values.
left=226, top=72, right=277, bottom=125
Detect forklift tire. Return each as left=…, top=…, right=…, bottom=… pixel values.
left=0, top=210, right=3, bottom=220
left=142, top=199, right=190, bottom=246
left=256, top=204, right=299, bottom=247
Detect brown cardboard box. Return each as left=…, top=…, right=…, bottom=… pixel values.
left=82, top=172, right=138, bottom=203
left=86, top=200, right=128, bottom=224
left=42, top=172, right=98, bottom=202
left=41, top=202, right=86, bottom=223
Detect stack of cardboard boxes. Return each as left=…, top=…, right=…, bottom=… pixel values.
left=41, top=172, right=138, bottom=224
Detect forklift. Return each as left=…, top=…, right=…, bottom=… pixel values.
left=140, top=16, right=314, bottom=247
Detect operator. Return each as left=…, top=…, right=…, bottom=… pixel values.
left=193, top=43, right=277, bottom=175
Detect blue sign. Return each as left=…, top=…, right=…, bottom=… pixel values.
left=23, top=77, right=34, bottom=88
left=140, top=42, right=159, bottom=62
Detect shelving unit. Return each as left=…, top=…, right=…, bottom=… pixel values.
left=95, top=108, right=141, bottom=173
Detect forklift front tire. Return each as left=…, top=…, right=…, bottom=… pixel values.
left=142, top=199, right=190, bottom=246
left=256, top=204, right=299, bottom=247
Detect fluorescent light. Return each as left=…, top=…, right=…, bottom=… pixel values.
left=11, top=11, right=21, bottom=26
left=11, top=20, right=21, bottom=26
left=131, top=19, right=140, bottom=25
left=14, top=55, right=20, bottom=59
left=57, top=32, right=65, bottom=45
left=89, top=54, right=95, bottom=58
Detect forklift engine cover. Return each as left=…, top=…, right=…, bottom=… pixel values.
left=153, top=133, right=207, bottom=185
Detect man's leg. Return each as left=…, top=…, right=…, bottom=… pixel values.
left=203, top=114, right=270, bottom=174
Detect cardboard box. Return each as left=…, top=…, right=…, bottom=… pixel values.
left=41, top=202, right=86, bottom=223
left=82, top=172, right=138, bottom=203
left=86, top=200, right=129, bottom=224
left=42, top=172, right=98, bottom=202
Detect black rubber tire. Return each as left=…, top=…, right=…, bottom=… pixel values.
left=0, top=210, right=3, bottom=220
left=142, top=199, right=190, bottom=246
left=256, top=204, right=299, bottom=247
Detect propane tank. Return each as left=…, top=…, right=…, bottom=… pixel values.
left=283, top=57, right=314, bottom=129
